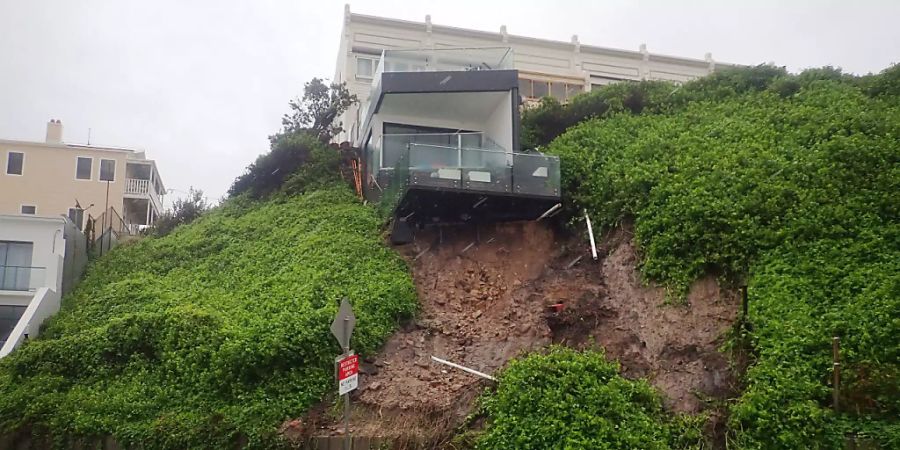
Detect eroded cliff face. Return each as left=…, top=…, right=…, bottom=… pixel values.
left=303, top=222, right=738, bottom=448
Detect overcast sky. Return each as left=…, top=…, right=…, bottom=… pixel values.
left=1, top=1, right=898, bottom=203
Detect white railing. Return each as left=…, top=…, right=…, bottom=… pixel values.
left=124, top=178, right=150, bottom=195
left=124, top=178, right=163, bottom=214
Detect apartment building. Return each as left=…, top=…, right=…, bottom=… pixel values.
left=0, top=120, right=165, bottom=232
left=334, top=5, right=735, bottom=145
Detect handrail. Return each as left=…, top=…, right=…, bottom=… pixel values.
left=384, top=131, right=485, bottom=137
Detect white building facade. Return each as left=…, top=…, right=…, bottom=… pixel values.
left=0, top=215, right=85, bottom=357
left=334, top=5, right=735, bottom=145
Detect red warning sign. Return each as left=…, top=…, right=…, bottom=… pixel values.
left=337, top=354, right=359, bottom=395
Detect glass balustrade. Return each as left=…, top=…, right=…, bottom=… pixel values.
left=365, top=132, right=560, bottom=209
left=0, top=265, right=46, bottom=292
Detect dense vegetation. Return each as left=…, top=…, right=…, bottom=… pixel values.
left=0, top=183, right=416, bottom=447
left=516, top=65, right=898, bottom=448
left=475, top=347, right=705, bottom=449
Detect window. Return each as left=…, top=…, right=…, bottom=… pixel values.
left=519, top=77, right=585, bottom=102
left=356, top=57, right=375, bottom=79
left=551, top=82, right=566, bottom=100
left=6, top=152, right=23, bottom=175
left=532, top=81, right=549, bottom=98
left=566, top=84, right=584, bottom=99
left=20, top=205, right=35, bottom=215
left=99, top=159, right=115, bottom=181
left=0, top=305, right=27, bottom=345
left=76, top=157, right=92, bottom=180
left=68, top=207, right=84, bottom=229
left=518, top=78, right=532, bottom=97
left=0, top=241, right=33, bottom=291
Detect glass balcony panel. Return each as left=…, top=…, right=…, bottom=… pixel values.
left=0, top=266, right=46, bottom=292
left=369, top=131, right=559, bottom=211
left=513, top=153, right=561, bottom=197
left=380, top=47, right=514, bottom=74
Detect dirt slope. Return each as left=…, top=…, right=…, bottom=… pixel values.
left=301, top=222, right=739, bottom=447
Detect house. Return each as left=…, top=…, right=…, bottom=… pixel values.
left=333, top=4, right=737, bottom=145
left=348, top=45, right=562, bottom=241
left=0, top=214, right=85, bottom=357
left=0, top=120, right=166, bottom=237
left=0, top=120, right=164, bottom=357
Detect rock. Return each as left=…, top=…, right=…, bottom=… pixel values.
left=473, top=310, right=483, bottom=319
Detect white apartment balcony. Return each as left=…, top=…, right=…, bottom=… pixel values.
left=124, top=178, right=162, bottom=212
left=123, top=161, right=165, bottom=227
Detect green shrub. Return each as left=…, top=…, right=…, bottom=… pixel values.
left=521, top=65, right=790, bottom=149
left=543, top=66, right=899, bottom=448
left=0, top=186, right=416, bottom=448
left=228, top=132, right=341, bottom=199
left=476, top=347, right=705, bottom=449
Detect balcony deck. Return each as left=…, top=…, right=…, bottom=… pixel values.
left=123, top=177, right=163, bottom=213
left=367, top=133, right=560, bottom=226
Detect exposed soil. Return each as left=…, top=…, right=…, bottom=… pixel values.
left=298, top=222, right=739, bottom=448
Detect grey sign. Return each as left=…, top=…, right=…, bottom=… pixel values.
left=330, top=298, right=356, bottom=350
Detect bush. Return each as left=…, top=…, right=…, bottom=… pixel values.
left=476, top=347, right=705, bottom=449
left=521, top=64, right=790, bottom=149
left=228, top=132, right=340, bottom=199
left=0, top=186, right=416, bottom=448
left=150, top=187, right=210, bottom=237
left=543, top=66, right=899, bottom=447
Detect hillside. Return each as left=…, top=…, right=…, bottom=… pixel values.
left=0, top=65, right=897, bottom=450
left=472, top=65, right=899, bottom=448
left=0, top=186, right=416, bottom=448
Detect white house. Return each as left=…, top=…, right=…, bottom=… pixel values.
left=0, top=215, right=85, bottom=357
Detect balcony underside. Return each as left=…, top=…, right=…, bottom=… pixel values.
left=394, top=186, right=559, bottom=227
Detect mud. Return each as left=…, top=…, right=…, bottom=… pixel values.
left=301, top=222, right=739, bottom=446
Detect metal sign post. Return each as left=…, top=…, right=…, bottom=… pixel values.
left=330, top=298, right=357, bottom=450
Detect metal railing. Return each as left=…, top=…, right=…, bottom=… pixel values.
left=0, top=265, right=46, bottom=291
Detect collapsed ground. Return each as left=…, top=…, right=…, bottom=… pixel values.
left=305, top=221, right=739, bottom=446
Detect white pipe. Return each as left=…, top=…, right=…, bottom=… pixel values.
left=537, top=203, right=562, bottom=221
left=431, top=356, right=496, bottom=381
left=585, top=210, right=598, bottom=260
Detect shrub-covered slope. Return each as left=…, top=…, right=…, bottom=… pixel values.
left=0, top=186, right=416, bottom=448
left=475, top=347, right=704, bottom=450
left=530, top=67, right=898, bottom=447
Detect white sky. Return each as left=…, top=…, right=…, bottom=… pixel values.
left=1, top=0, right=898, bottom=203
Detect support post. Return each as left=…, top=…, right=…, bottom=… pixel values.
left=343, top=316, right=351, bottom=450
left=457, top=134, right=463, bottom=168
left=833, top=336, right=841, bottom=413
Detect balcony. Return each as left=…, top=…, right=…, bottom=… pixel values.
left=0, top=265, right=46, bottom=292
left=124, top=177, right=162, bottom=212
left=368, top=132, right=560, bottom=216
left=359, top=48, right=518, bottom=137
left=375, top=47, right=514, bottom=79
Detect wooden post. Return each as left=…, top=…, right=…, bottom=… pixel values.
left=833, top=336, right=841, bottom=412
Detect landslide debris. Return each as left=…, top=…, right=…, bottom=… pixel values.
left=305, top=222, right=738, bottom=447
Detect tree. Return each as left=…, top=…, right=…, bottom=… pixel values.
left=151, top=187, right=210, bottom=236
left=279, top=78, right=358, bottom=142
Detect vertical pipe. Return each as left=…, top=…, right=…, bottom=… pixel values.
left=585, top=211, right=598, bottom=260
left=833, top=336, right=841, bottom=412
left=343, top=317, right=351, bottom=450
